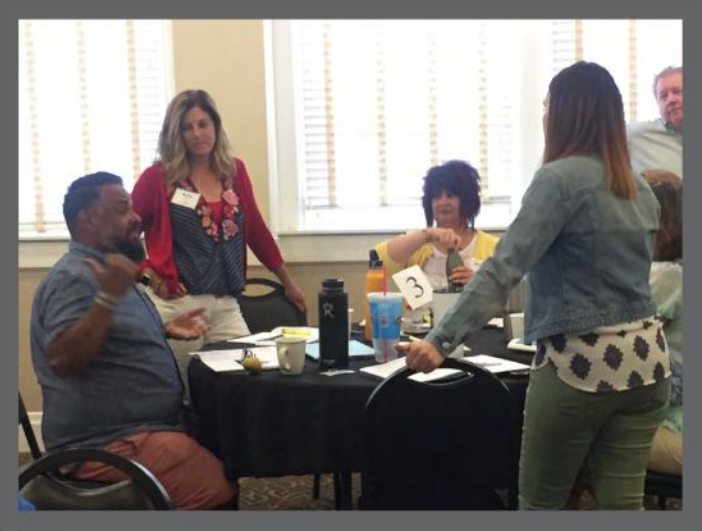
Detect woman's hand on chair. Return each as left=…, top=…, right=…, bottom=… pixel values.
left=397, top=339, right=444, bottom=373
left=284, top=281, right=307, bottom=314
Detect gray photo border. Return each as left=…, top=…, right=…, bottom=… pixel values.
left=3, top=0, right=698, bottom=530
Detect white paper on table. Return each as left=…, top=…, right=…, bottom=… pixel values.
left=270, top=326, right=319, bottom=344
left=507, top=337, right=537, bottom=353
left=409, top=368, right=465, bottom=382
left=190, top=350, right=245, bottom=372
left=189, top=348, right=244, bottom=361
left=191, top=346, right=280, bottom=370
left=487, top=317, right=504, bottom=328
left=458, top=354, right=531, bottom=374
left=359, top=357, right=466, bottom=383
left=392, top=265, right=434, bottom=310
left=228, top=331, right=282, bottom=344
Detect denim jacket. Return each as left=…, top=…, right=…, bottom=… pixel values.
left=426, top=155, right=660, bottom=357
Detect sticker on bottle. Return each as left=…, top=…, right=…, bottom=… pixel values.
left=392, top=265, right=433, bottom=310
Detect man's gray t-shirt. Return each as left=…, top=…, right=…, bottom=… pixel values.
left=30, top=241, right=185, bottom=451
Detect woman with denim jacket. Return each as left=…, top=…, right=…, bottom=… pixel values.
left=400, top=62, right=670, bottom=509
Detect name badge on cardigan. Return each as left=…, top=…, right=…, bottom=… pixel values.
left=171, top=188, right=201, bottom=209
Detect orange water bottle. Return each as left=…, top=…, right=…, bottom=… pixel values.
left=364, top=249, right=385, bottom=341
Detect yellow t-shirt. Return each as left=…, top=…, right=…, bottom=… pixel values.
left=374, top=230, right=499, bottom=278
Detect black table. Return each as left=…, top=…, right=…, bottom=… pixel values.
left=188, top=327, right=532, bottom=508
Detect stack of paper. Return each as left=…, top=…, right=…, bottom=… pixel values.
left=189, top=349, right=244, bottom=372
left=359, top=357, right=465, bottom=383
left=230, top=327, right=320, bottom=346
left=190, top=346, right=280, bottom=372
left=458, top=354, right=531, bottom=373
left=507, top=337, right=537, bottom=353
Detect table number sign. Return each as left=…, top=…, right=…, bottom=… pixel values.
left=392, top=265, right=433, bottom=310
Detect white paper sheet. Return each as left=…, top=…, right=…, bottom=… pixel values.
left=190, top=350, right=245, bottom=372
left=458, top=354, right=531, bottom=373
left=191, top=346, right=280, bottom=371
left=359, top=357, right=465, bottom=382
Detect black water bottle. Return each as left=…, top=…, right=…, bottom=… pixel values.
left=446, top=247, right=465, bottom=293
left=318, top=278, right=349, bottom=370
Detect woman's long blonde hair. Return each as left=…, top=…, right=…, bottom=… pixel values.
left=157, top=89, right=235, bottom=186
left=543, top=62, right=636, bottom=200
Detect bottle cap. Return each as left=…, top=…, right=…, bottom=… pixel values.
left=369, top=249, right=383, bottom=268
left=322, top=278, right=345, bottom=290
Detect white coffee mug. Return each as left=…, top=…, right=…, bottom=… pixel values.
left=276, top=336, right=307, bottom=375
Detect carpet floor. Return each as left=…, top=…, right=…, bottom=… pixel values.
left=19, top=454, right=680, bottom=510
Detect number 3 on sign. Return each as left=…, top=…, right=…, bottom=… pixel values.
left=392, top=265, right=434, bottom=310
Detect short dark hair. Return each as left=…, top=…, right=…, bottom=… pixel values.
left=63, top=172, right=124, bottom=234
left=421, top=160, right=481, bottom=228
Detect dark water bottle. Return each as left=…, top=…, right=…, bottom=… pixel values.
left=318, top=278, right=349, bottom=370
left=446, top=247, right=465, bottom=293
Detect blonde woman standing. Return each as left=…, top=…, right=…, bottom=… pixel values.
left=132, top=90, right=306, bottom=387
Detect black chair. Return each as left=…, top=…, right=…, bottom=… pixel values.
left=19, top=448, right=174, bottom=510
left=19, top=393, right=43, bottom=460
left=645, top=469, right=682, bottom=509
left=360, top=358, right=515, bottom=510
left=237, top=277, right=307, bottom=334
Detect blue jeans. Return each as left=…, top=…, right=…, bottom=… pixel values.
left=519, top=365, right=670, bottom=509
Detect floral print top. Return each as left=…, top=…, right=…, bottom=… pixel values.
left=180, top=179, right=240, bottom=242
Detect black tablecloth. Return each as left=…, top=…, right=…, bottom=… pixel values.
left=188, top=327, right=531, bottom=480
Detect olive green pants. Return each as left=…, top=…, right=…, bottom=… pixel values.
left=519, top=365, right=670, bottom=510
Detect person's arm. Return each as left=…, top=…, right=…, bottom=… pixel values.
left=272, top=264, right=307, bottom=313
left=231, top=160, right=305, bottom=311
left=406, top=168, right=568, bottom=372
left=235, top=160, right=284, bottom=271
left=385, top=228, right=462, bottom=265
left=48, top=254, right=140, bottom=377
left=131, top=166, right=185, bottom=298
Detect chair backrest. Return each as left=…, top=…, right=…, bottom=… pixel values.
left=19, top=448, right=174, bottom=510
left=19, top=393, right=43, bottom=460
left=645, top=469, right=682, bottom=509
left=238, top=277, right=307, bottom=334
left=363, top=358, right=514, bottom=510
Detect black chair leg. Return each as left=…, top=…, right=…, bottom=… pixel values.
left=332, top=472, right=352, bottom=510
left=312, top=473, right=321, bottom=499
left=658, top=495, right=668, bottom=510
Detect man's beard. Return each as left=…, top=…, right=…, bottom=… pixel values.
left=109, top=237, right=146, bottom=263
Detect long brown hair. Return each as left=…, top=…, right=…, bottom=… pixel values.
left=543, top=61, right=635, bottom=199
left=157, top=89, right=235, bottom=187
left=644, top=170, right=682, bottom=262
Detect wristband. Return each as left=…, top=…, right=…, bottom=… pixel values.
left=152, top=278, right=163, bottom=294
left=94, top=291, right=119, bottom=311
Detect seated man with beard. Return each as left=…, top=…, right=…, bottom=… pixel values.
left=30, top=172, right=238, bottom=510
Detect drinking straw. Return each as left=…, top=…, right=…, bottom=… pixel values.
left=382, top=266, right=387, bottom=296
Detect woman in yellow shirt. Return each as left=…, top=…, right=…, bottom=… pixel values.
left=375, top=160, right=498, bottom=289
